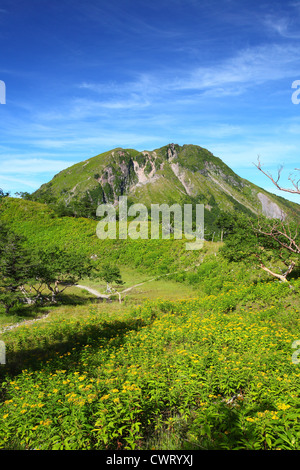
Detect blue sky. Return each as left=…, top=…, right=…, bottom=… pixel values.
left=0, top=0, right=300, bottom=203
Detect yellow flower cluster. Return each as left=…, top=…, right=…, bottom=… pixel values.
left=276, top=403, right=291, bottom=411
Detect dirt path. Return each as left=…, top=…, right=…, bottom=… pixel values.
left=1, top=263, right=203, bottom=332
left=75, top=262, right=203, bottom=298
left=76, top=273, right=173, bottom=298
left=120, top=262, right=203, bottom=295
left=0, top=313, right=50, bottom=334
left=74, top=284, right=110, bottom=299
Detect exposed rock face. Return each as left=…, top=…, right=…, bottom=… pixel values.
left=257, top=192, right=286, bottom=220
left=133, top=154, right=159, bottom=187
left=99, top=155, right=137, bottom=203
left=170, top=162, right=194, bottom=196
left=167, top=143, right=178, bottom=161
left=32, top=143, right=299, bottom=222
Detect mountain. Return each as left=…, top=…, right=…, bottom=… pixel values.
left=32, top=143, right=300, bottom=226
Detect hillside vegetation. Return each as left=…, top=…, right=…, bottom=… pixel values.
left=26, top=144, right=300, bottom=239
left=0, top=196, right=300, bottom=450
left=1, top=277, right=299, bottom=450
left=0, top=197, right=212, bottom=275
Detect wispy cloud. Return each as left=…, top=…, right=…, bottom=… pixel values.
left=174, top=44, right=300, bottom=92
left=261, top=0, right=300, bottom=39
left=77, top=43, right=300, bottom=110
left=263, top=16, right=293, bottom=37
left=209, top=140, right=299, bottom=169
left=31, top=133, right=163, bottom=150
left=0, top=175, right=39, bottom=189
left=0, top=158, right=76, bottom=174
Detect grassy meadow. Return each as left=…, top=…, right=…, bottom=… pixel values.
left=0, top=198, right=300, bottom=450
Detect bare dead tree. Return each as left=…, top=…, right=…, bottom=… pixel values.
left=251, top=157, right=300, bottom=282
left=250, top=217, right=299, bottom=282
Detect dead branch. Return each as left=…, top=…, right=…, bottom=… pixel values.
left=258, top=263, right=289, bottom=283
left=254, top=156, right=300, bottom=194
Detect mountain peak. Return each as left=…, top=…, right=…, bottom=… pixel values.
left=32, top=144, right=299, bottom=223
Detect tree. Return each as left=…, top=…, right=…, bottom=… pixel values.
left=221, top=214, right=299, bottom=283
left=252, top=217, right=299, bottom=282
left=0, top=223, right=34, bottom=313
left=215, top=211, right=239, bottom=241
left=255, top=157, right=300, bottom=195
left=221, top=158, right=300, bottom=283
left=28, top=247, right=99, bottom=303
left=253, top=158, right=299, bottom=281
left=0, top=188, right=9, bottom=199
left=0, top=222, right=102, bottom=312
left=14, top=191, right=33, bottom=200
left=220, top=214, right=260, bottom=261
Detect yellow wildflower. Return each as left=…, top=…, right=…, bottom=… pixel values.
left=100, top=394, right=110, bottom=401
left=276, top=403, right=291, bottom=411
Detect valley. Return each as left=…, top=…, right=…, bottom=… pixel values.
left=0, top=144, right=299, bottom=451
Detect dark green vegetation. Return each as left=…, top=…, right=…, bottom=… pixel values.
left=0, top=197, right=207, bottom=276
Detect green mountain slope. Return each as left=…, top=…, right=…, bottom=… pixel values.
left=0, top=197, right=210, bottom=274
left=32, top=143, right=299, bottom=224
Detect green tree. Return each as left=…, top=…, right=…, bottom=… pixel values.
left=0, top=223, right=34, bottom=313
left=14, top=191, right=33, bottom=200
left=0, top=222, right=102, bottom=311
left=30, top=247, right=99, bottom=303
left=99, top=262, right=124, bottom=303
left=220, top=213, right=299, bottom=283
left=0, top=188, right=9, bottom=199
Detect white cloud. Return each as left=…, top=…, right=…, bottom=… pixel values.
left=0, top=175, right=38, bottom=189
left=0, top=158, right=75, bottom=174
left=173, top=44, right=300, bottom=92
left=77, top=43, right=300, bottom=109
left=31, top=135, right=156, bottom=150
left=263, top=16, right=292, bottom=37
left=208, top=140, right=299, bottom=169
left=262, top=7, right=300, bottom=39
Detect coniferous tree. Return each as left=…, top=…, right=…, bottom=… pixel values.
left=0, top=223, right=33, bottom=313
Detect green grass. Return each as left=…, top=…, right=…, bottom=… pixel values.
left=0, top=197, right=212, bottom=273
left=0, top=266, right=199, bottom=329
left=1, top=196, right=300, bottom=450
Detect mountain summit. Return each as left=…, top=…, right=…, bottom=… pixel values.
left=32, top=143, right=299, bottom=224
